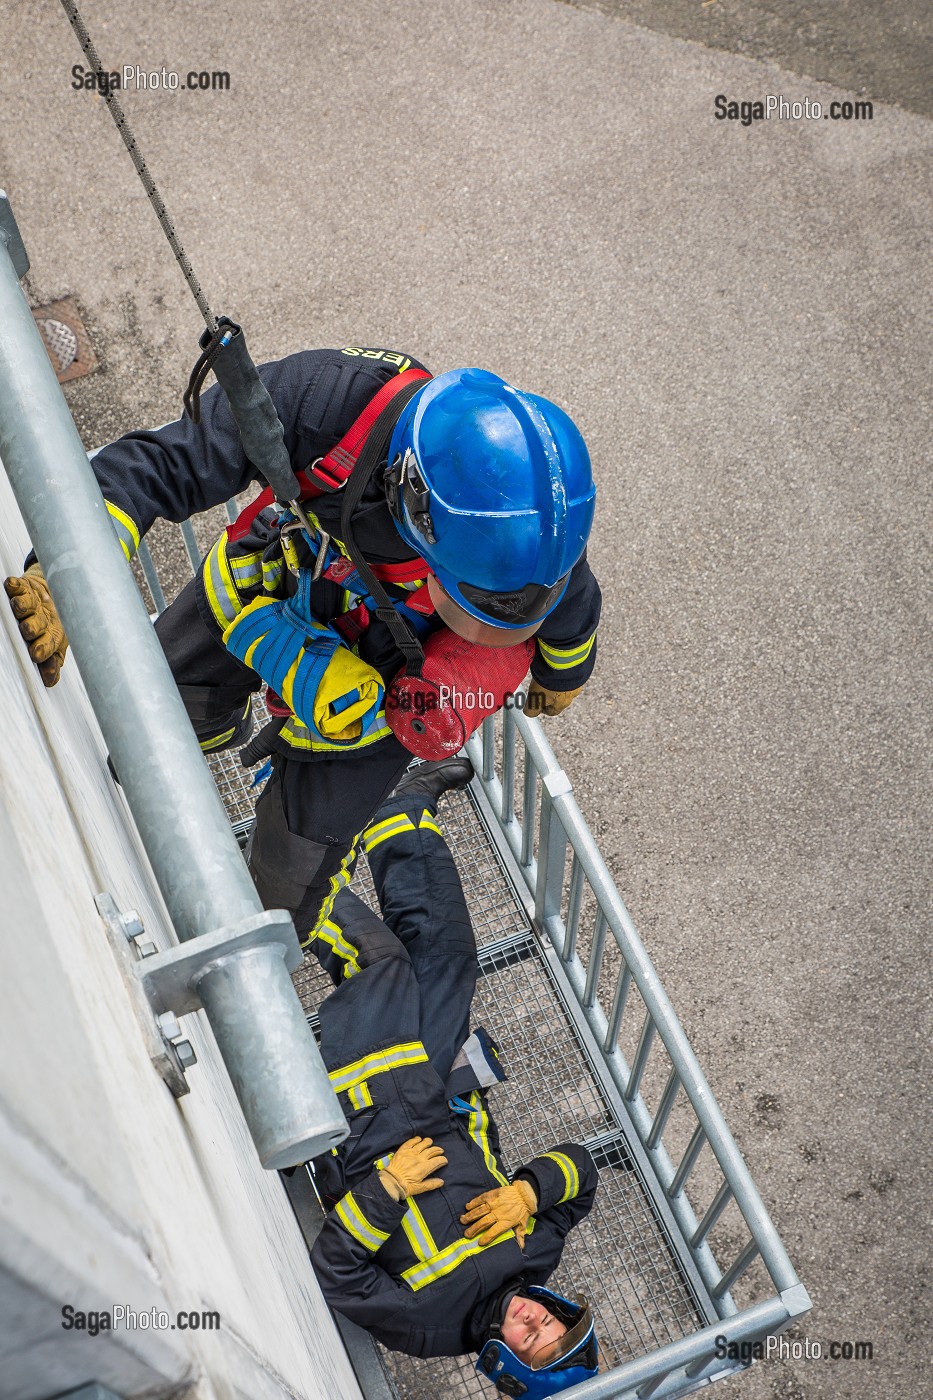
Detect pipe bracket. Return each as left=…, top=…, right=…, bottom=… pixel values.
left=136, top=908, right=303, bottom=1018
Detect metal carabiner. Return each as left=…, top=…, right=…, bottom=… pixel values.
left=282, top=503, right=332, bottom=582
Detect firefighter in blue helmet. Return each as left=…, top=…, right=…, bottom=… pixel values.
left=473, top=1285, right=599, bottom=1396
left=4, top=349, right=601, bottom=946
left=306, top=756, right=600, bottom=1393
left=387, top=367, right=596, bottom=647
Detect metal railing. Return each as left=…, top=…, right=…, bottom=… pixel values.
left=465, top=710, right=810, bottom=1397
left=138, top=497, right=809, bottom=1398
left=88, top=461, right=809, bottom=1397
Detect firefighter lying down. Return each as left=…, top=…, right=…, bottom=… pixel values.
left=306, top=755, right=601, bottom=1397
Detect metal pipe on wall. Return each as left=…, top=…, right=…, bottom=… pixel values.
left=0, top=201, right=344, bottom=1168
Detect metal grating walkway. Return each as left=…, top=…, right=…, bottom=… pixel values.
left=260, top=779, right=702, bottom=1397
left=166, top=535, right=692, bottom=1372
left=146, top=509, right=807, bottom=1399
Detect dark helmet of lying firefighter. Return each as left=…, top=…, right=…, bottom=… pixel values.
left=475, top=1284, right=599, bottom=1396
left=385, top=368, right=596, bottom=648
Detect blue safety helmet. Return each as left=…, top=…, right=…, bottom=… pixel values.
left=386, top=369, right=596, bottom=633
left=475, top=1286, right=599, bottom=1397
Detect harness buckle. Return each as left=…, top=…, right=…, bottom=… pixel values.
left=280, top=501, right=332, bottom=582
left=307, top=455, right=348, bottom=493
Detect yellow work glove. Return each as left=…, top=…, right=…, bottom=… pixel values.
left=460, top=1178, right=538, bottom=1248
left=379, top=1136, right=448, bottom=1201
left=525, top=681, right=583, bottom=718
left=4, top=563, right=69, bottom=687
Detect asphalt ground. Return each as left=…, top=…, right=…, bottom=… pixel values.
left=563, top=1, right=933, bottom=119
left=1, top=3, right=930, bottom=1398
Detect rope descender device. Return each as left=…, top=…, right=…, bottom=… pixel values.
left=181, top=314, right=309, bottom=519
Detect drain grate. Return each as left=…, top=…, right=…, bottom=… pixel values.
left=31, top=296, right=97, bottom=382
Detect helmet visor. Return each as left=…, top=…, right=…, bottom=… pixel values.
left=426, top=576, right=543, bottom=647
left=459, top=574, right=571, bottom=627
left=530, top=1301, right=596, bottom=1372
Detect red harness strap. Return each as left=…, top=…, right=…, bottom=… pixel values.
left=403, top=582, right=435, bottom=614
left=308, top=367, right=431, bottom=491
left=332, top=602, right=371, bottom=646
left=226, top=367, right=431, bottom=544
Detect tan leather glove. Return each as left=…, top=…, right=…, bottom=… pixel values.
left=460, top=1178, right=538, bottom=1248
left=379, top=1136, right=448, bottom=1201
left=525, top=681, right=583, bottom=718
left=4, top=563, right=69, bottom=686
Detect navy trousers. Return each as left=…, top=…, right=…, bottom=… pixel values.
left=310, top=788, right=480, bottom=1195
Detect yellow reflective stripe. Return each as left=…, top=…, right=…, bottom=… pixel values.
left=418, top=810, right=443, bottom=838
left=301, top=839, right=360, bottom=948
left=197, top=699, right=250, bottom=753
left=363, top=813, right=416, bottom=852
left=280, top=716, right=322, bottom=749
left=229, top=563, right=261, bottom=586
left=540, top=1151, right=579, bottom=1204
left=364, top=812, right=415, bottom=840
left=199, top=725, right=235, bottom=752
left=335, top=1191, right=390, bottom=1251
left=401, top=1230, right=515, bottom=1291
left=315, top=918, right=361, bottom=978
left=347, top=1081, right=373, bottom=1110
left=374, top=1154, right=393, bottom=1171
left=262, top=557, right=284, bottom=593
left=106, top=502, right=140, bottom=561
left=401, top=1198, right=439, bottom=1263
left=228, top=550, right=263, bottom=589
left=537, top=633, right=596, bottom=670
left=204, top=533, right=241, bottom=628
left=464, top=1091, right=508, bottom=1186
left=280, top=714, right=392, bottom=753
left=329, top=1041, right=429, bottom=1094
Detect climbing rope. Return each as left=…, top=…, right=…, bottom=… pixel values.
left=58, top=0, right=306, bottom=505
left=60, top=1, right=217, bottom=334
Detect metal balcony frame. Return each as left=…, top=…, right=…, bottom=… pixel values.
left=1, top=180, right=808, bottom=1396
left=462, top=711, right=810, bottom=1398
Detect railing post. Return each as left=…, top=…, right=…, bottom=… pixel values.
left=534, top=770, right=571, bottom=937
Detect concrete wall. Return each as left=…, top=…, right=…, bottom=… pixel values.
left=0, top=461, right=361, bottom=1400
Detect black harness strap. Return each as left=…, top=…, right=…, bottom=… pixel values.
left=338, top=378, right=429, bottom=677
